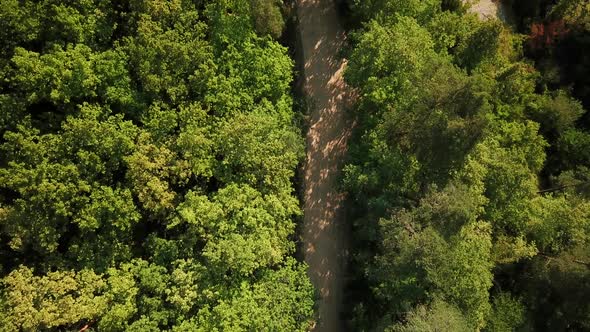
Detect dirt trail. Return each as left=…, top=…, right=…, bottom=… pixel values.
left=466, top=0, right=515, bottom=24
left=296, top=0, right=353, bottom=331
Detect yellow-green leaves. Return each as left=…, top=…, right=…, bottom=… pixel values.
left=1, top=266, right=109, bottom=331
left=175, top=184, right=299, bottom=275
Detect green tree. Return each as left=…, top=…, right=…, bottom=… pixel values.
left=11, top=44, right=134, bottom=107
left=249, top=0, right=285, bottom=39
left=124, top=7, right=212, bottom=104
left=0, top=265, right=138, bottom=331
left=485, top=293, right=526, bottom=332
left=388, top=299, right=471, bottom=332
left=173, top=184, right=300, bottom=275
left=351, top=0, right=441, bottom=23
left=215, top=112, right=304, bottom=192
left=373, top=194, right=494, bottom=328
left=199, top=260, right=314, bottom=332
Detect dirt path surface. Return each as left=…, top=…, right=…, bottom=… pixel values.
left=466, top=0, right=515, bottom=24
left=296, top=0, right=354, bottom=331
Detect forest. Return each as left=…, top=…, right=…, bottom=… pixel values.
left=1, top=0, right=590, bottom=331
left=341, top=0, right=590, bottom=330
left=0, top=0, right=315, bottom=331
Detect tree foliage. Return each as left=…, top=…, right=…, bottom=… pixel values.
left=344, top=0, right=590, bottom=330
left=0, top=0, right=313, bottom=330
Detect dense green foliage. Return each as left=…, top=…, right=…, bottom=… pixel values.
left=0, top=0, right=313, bottom=330
left=509, top=0, right=590, bottom=111
left=343, top=0, right=590, bottom=330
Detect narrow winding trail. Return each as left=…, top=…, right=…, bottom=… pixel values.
left=296, top=0, right=353, bottom=331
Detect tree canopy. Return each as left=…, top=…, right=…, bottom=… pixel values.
left=0, top=0, right=312, bottom=330
left=342, top=0, right=590, bottom=330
